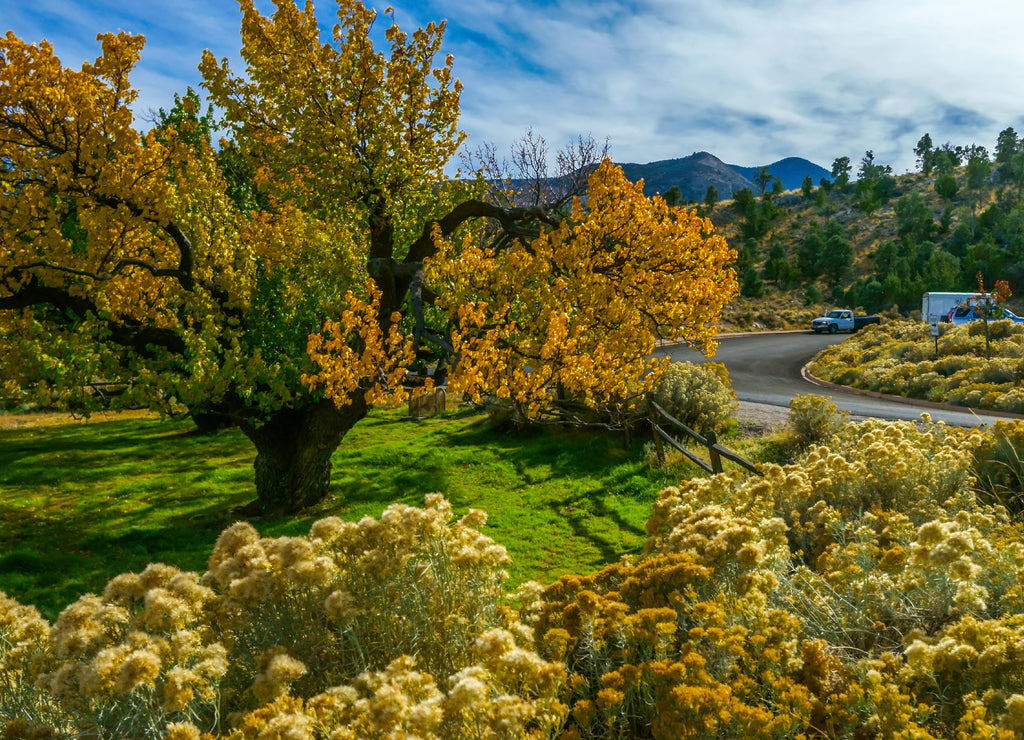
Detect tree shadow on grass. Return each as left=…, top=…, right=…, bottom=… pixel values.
left=414, top=415, right=662, bottom=569
left=0, top=513, right=238, bottom=620
left=0, top=419, right=249, bottom=488
left=443, top=417, right=637, bottom=475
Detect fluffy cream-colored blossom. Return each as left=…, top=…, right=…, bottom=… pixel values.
left=165, top=721, right=203, bottom=740
left=49, top=594, right=130, bottom=659
left=253, top=652, right=308, bottom=704
left=1001, top=694, right=1024, bottom=734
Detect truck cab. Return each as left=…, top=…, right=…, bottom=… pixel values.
left=811, top=309, right=880, bottom=334
left=812, top=310, right=854, bottom=334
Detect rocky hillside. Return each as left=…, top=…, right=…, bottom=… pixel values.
left=705, top=136, right=1024, bottom=331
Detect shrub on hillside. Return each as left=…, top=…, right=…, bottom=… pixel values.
left=973, top=420, right=1024, bottom=514
left=648, top=361, right=738, bottom=436
left=534, top=553, right=814, bottom=740
left=968, top=318, right=1022, bottom=340
left=638, top=418, right=1024, bottom=737
left=941, top=329, right=988, bottom=358
left=810, top=319, right=1024, bottom=411
left=996, top=388, right=1024, bottom=414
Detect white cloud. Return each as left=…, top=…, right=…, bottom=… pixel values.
left=8, top=0, right=1024, bottom=173
left=404, top=0, right=1024, bottom=171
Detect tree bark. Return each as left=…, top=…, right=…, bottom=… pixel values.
left=238, top=396, right=368, bottom=515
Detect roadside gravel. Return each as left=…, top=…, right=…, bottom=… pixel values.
left=733, top=400, right=791, bottom=434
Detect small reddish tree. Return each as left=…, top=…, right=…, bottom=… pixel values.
left=970, top=272, right=1013, bottom=359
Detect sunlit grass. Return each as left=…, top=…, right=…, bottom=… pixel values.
left=0, top=406, right=747, bottom=619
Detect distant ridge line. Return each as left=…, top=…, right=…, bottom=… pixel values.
left=615, top=151, right=831, bottom=201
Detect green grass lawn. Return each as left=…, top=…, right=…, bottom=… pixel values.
left=0, top=406, right=773, bottom=620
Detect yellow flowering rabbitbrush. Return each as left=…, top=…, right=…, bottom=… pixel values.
left=0, top=495, right=566, bottom=739
left=9, top=419, right=1024, bottom=737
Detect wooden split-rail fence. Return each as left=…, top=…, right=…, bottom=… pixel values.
left=648, top=399, right=761, bottom=476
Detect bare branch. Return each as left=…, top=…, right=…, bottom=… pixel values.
left=404, top=199, right=560, bottom=264
left=465, top=129, right=610, bottom=211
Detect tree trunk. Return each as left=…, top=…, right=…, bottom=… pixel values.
left=238, top=397, right=367, bottom=516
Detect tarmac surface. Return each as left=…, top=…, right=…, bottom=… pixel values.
left=654, top=331, right=1019, bottom=427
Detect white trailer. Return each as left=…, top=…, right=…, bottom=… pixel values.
left=921, top=292, right=986, bottom=327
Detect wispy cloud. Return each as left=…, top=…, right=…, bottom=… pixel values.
left=7, top=0, right=1024, bottom=172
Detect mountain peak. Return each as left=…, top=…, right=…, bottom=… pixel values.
left=728, top=158, right=832, bottom=191
left=616, top=153, right=830, bottom=200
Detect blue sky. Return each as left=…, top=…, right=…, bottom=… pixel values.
left=6, top=0, right=1024, bottom=174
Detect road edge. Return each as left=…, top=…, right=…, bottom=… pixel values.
left=800, top=364, right=1024, bottom=421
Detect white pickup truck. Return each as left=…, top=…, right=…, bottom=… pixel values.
left=811, top=309, right=881, bottom=334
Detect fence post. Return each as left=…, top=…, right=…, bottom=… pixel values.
left=650, top=407, right=665, bottom=465
left=705, top=430, right=723, bottom=474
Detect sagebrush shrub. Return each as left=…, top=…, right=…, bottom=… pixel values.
left=973, top=420, right=1024, bottom=514
left=534, top=553, right=814, bottom=740
left=788, top=393, right=847, bottom=448
left=0, top=496, right=566, bottom=739
left=637, top=418, right=1024, bottom=737
left=13, top=420, right=1024, bottom=738
left=648, top=361, right=737, bottom=435
left=968, top=318, right=1022, bottom=340
left=811, top=319, right=1024, bottom=411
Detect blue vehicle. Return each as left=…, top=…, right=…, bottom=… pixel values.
left=948, top=305, right=1024, bottom=325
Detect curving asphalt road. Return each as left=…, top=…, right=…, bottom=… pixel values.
left=654, top=331, right=1013, bottom=427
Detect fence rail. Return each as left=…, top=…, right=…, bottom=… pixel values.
left=648, top=400, right=761, bottom=476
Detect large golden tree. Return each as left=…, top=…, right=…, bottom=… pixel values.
left=0, top=1, right=737, bottom=514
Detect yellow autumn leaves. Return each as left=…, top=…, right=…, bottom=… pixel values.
left=2, top=0, right=739, bottom=433
left=301, top=159, right=737, bottom=418
left=424, top=159, right=737, bottom=420
left=303, top=283, right=423, bottom=408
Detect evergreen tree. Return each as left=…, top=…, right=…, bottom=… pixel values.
left=818, top=219, right=854, bottom=286
left=663, top=185, right=682, bottom=207
left=740, top=267, right=765, bottom=297
left=831, top=156, right=852, bottom=190
left=996, top=126, right=1019, bottom=165
left=763, top=242, right=794, bottom=287
left=895, top=192, right=934, bottom=241
left=915, top=133, right=934, bottom=174
left=703, top=184, right=718, bottom=213
left=935, top=173, right=959, bottom=201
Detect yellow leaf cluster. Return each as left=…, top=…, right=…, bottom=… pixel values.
left=1, top=32, right=178, bottom=295
left=199, top=0, right=465, bottom=237
left=428, top=159, right=738, bottom=420
left=303, top=281, right=423, bottom=408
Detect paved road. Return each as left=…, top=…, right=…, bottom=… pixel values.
left=654, top=331, right=1010, bottom=427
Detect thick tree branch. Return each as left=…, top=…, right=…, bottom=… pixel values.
left=404, top=199, right=561, bottom=264
left=84, top=193, right=198, bottom=293
left=0, top=278, right=187, bottom=356
left=17, top=258, right=188, bottom=285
